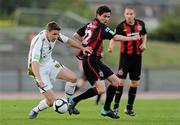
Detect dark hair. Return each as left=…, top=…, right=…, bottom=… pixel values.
left=46, top=21, right=61, bottom=31
left=96, top=5, right=111, bottom=16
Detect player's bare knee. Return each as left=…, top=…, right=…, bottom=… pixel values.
left=130, top=81, right=139, bottom=87
left=46, top=98, right=55, bottom=106
left=69, top=75, right=77, bottom=83
left=67, top=75, right=77, bottom=83
left=47, top=100, right=54, bottom=106
left=96, top=87, right=105, bottom=95
left=70, top=74, right=77, bottom=83
left=130, top=84, right=138, bottom=87
left=98, top=89, right=105, bottom=95
left=108, top=75, right=119, bottom=88
left=119, top=82, right=124, bottom=86
left=119, top=79, right=125, bottom=86
left=112, top=81, right=119, bottom=88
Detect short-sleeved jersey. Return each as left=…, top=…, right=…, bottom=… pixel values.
left=116, top=19, right=147, bottom=55
left=76, top=18, right=115, bottom=59
left=27, top=30, right=69, bottom=76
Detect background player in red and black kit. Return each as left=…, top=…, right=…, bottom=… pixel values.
left=108, top=6, right=147, bottom=117
left=68, top=5, right=140, bottom=119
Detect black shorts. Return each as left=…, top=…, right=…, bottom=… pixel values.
left=117, top=53, right=142, bottom=80
left=82, top=56, right=114, bottom=85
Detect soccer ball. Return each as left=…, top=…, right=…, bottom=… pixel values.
left=53, top=98, right=68, bottom=114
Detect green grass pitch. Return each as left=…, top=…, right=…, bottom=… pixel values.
left=0, top=99, right=180, bottom=125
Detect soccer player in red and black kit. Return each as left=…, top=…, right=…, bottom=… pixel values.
left=68, top=5, right=140, bottom=119
left=108, top=6, right=147, bottom=117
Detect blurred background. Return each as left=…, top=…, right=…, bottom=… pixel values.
left=0, top=0, right=180, bottom=97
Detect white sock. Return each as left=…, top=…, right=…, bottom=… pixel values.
left=65, top=82, right=76, bottom=102
left=33, top=99, right=49, bottom=113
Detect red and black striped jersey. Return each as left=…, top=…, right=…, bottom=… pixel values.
left=76, top=18, right=115, bottom=59
left=116, top=19, right=147, bottom=55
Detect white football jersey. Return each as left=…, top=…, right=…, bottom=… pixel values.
left=27, top=30, right=69, bottom=76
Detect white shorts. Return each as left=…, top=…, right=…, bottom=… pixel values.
left=36, top=60, right=64, bottom=93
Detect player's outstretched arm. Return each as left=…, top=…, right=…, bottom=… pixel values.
left=113, top=34, right=140, bottom=41
left=67, top=39, right=92, bottom=55
left=107, top=39, right=115, bottom=53
left=73, top=33, right=84, bottom=42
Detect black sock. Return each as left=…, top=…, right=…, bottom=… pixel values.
left=114, top=86, right=123, bottom=109
left=104, top=85, right=116, bottom=111
left=73, top=87, right=98, bottom=104
left=127, top=87, right=137, bottom=110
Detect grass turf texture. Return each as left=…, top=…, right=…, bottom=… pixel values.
left=0, top=99, right=180, bottom=125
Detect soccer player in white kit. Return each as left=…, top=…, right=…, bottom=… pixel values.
left=28, top=21, right=92, bottom=119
